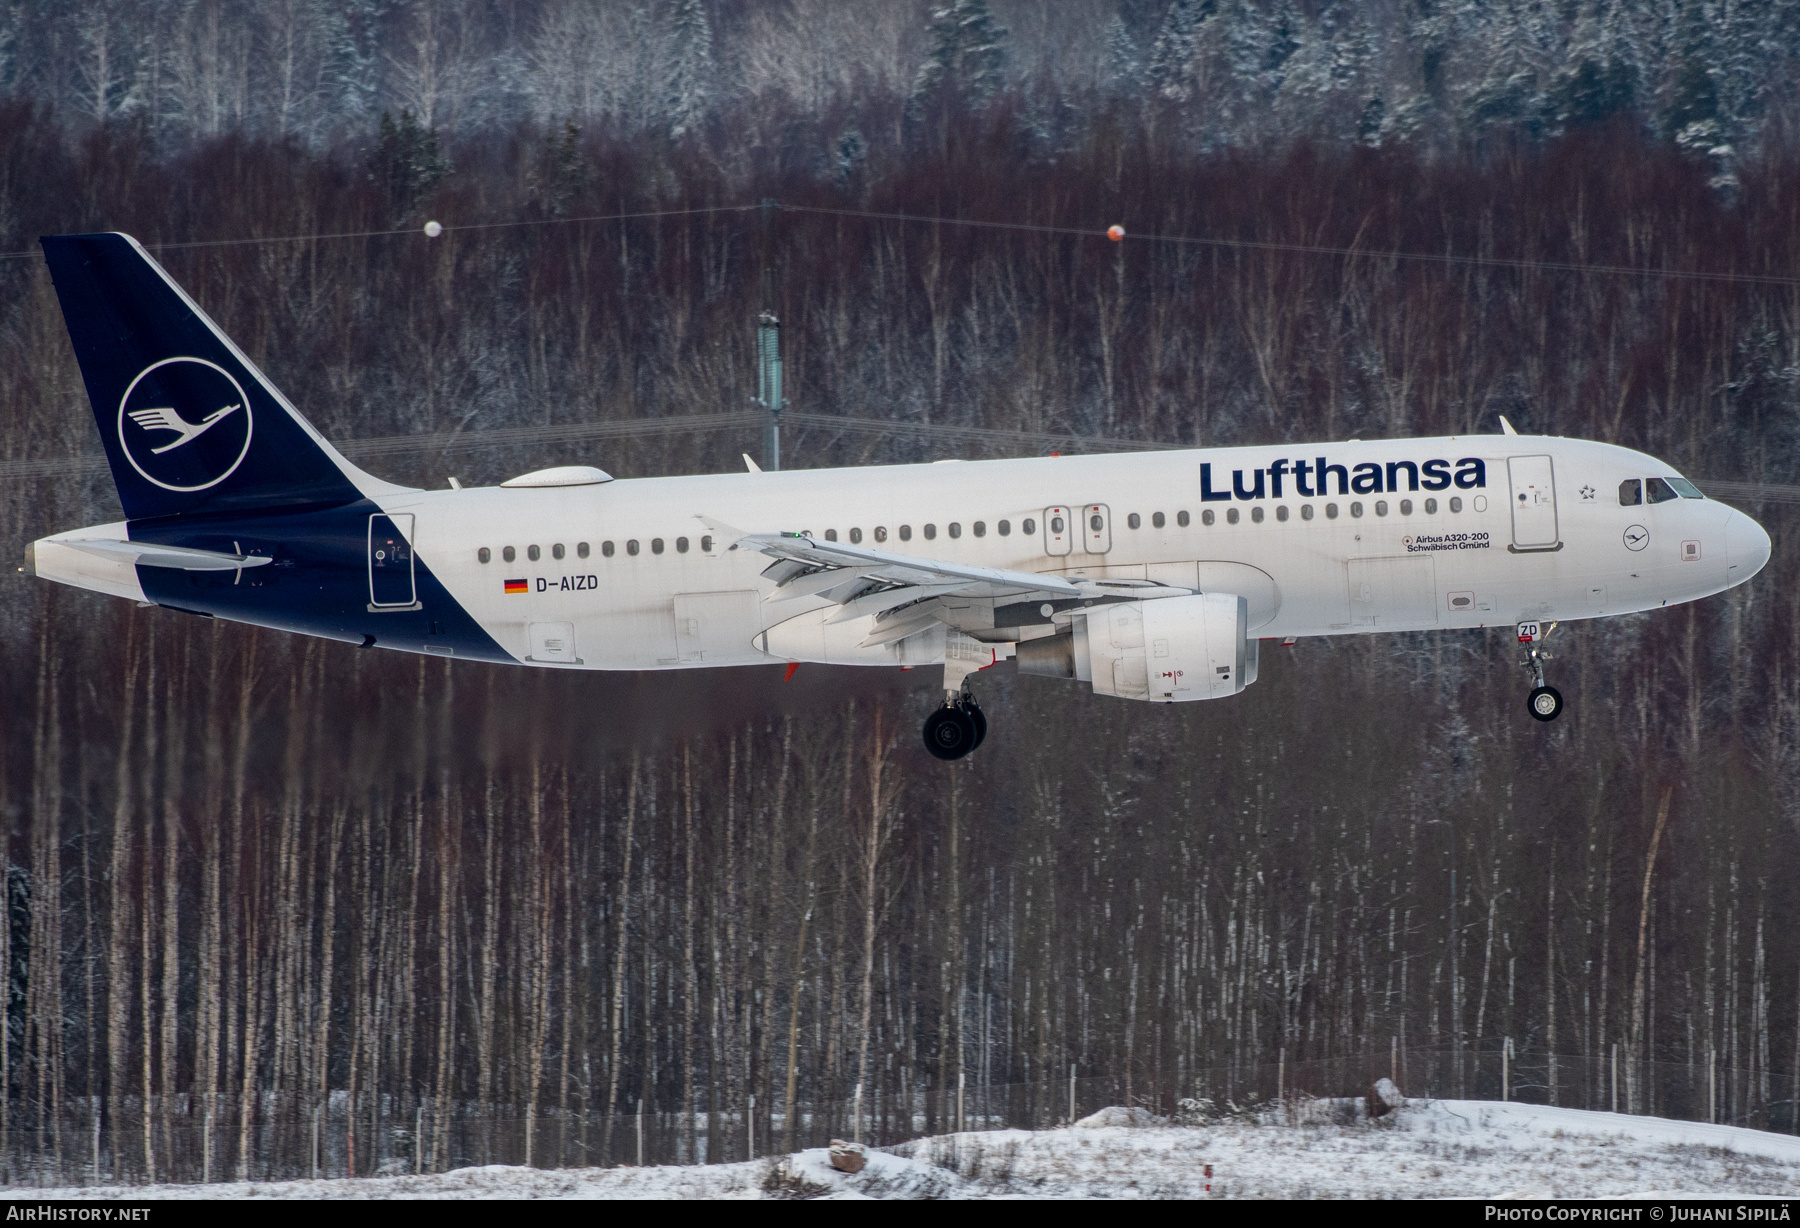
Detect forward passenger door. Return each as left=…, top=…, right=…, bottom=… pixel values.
left=1507, top=456, right=1559, bottom=550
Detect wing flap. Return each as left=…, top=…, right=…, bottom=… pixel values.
left=739, top=531, right=1083, bottom=601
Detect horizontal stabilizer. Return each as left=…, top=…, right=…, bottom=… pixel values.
left=61, top=538, right=274, bottom=571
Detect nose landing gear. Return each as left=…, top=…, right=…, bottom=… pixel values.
left=1519, top=620, right=1564, bottom=722
left=922, top=688, right=987, bottom=761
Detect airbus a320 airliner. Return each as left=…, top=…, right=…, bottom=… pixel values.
left=23, top=234, right=1772, bottom=759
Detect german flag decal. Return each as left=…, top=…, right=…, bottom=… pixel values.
left=504, top=578, right=528, bottom=594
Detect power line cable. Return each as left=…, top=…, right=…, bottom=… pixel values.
left=0, top=203, right=757, bottom=262
left=772, top=203, right=1800, bottom=289
left=3, top=196, right=1792, bottom=287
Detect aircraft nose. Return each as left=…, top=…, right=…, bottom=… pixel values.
left=1725, top=508, right=1772, bottom=588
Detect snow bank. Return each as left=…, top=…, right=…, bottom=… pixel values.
left=1075, top=1106, right=1166, bottom=1128
left=5, top=1099, right=1797, bottom=1199
left=1403, top=1100, right=1800, bottom=1166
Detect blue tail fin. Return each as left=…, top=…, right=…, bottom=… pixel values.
left=40, top=232, right=391, bottom=521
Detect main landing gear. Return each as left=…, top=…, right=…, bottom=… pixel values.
left=1518, top=620, right=1564, bottom=722
left=923, top=689, right=987, bottom=761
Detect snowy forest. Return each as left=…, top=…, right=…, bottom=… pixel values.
left=1, top=0, right=1800, bottom=1184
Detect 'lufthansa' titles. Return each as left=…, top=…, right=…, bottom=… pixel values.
left=1200, top=457, right=1487, bottom=502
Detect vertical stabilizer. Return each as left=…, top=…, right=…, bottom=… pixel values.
left=39, top=232, right=405, bottom=521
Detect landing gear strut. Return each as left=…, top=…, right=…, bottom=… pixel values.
left=1518, top=620, right=1564, bottom=722
left=923, top=688, right=986, bottom=761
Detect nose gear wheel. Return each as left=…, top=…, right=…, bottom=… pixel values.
left=1528, top=685, right=1564, bottom=722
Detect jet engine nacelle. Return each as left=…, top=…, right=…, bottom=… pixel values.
left=1017, top=592, right=1256, bottom=702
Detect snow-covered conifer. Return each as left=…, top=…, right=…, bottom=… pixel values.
left=663, top=0, right=714, bottom=141
left=1146, top=0, right=1206, bottom=101
left=1103, top=14, right=1141, bottom=96
left=906, top=0, right=1009, bottom=123
left=326, top=0, right=382, bottom=125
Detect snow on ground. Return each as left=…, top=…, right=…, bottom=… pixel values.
left=5, top=1100, right=1798, bottom=1198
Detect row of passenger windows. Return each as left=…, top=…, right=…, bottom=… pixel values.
left=474, top=497, right=1476, bottom=565
left=1193, top=496, right=1467, bottom=525
left=477, top=535, right=715, bottom=564
left=810, top=519, right=1034, bottom=543
left=802, top=498, right=1470, bottom=541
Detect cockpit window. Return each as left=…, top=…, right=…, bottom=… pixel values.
left=1666, top=477, right=1704, bottom=499
left=1645, top=477, right=1680, bottom=504
left=1619, top=479, right=1642, bottom=506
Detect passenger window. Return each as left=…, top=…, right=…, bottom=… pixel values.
left=1374, top=501, right=1387, bottom=516
left=676, top=537, right=690, bottom=553
left=1048, top=516, right=1063, bottom=534
left=1399, top=500, right=1412, bottom=515
left=1176, top=511, right=1190, bottom=527
left=503, top=546, right=516, bottom=563
left=825, top=529, right=838, bottom=542
left=1300, top=505, right=1314, bottom=521
left=1449, top=497, right=1463, bottom=513
left=1276, top=506, right=1290, bottom=522
left=1326, top=504, right=1339, bottom=519
left=651, top=538, right=665, bottom=554
left=849, top=528, right=862, bottom=544
left=949, top=522, right=962, bottom=538
left=700, top=536, right=713, bottom=552
left=874, top=526, right=887, bottom=542
left=1646, top=477, right=1679, bottom=504
left=1022, top=518, right=1036, bottom=534
left=1201, top=509, right=1215, bottom=526
left=478, top=547, right=491, bottom=564
left=1350, top=502, right=1363, bottom=518
left=602, top=541, right=615, bottom=557
left=626, top=540, right=640, bottom=556
left=1619, top=479, right=1642, bottom=506
left=1152, top=512, right=1166, bottom=528
left=553, top=543, right=565, bottom=560
left=1127, top=513, right=1141, bottom=529
left=1250, top=507, right=1265, bottom=523
left=528, top=544, right=541, bottom=561
left=1424, top=498, right=1438, bottom=514
left=973, top=522, right=986, bottom=537
left=577, top=542, right=590, bottom=559
left=1226, top=508, right=1240, bottom=525
left=924, top=524, right=937, bottom=540
left=899, top=525, right=913, bottom=541
left=998, top=520, right=1011, bottom=536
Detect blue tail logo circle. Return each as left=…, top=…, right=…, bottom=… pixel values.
left=117, top=357, right=254, bottom=492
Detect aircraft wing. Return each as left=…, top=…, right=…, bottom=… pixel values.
left=713, top=525, right=1191, bottom=647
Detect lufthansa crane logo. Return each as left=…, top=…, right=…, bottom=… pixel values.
left=117, top=357, right=254, bottom=492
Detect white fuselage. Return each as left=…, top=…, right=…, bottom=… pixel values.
left=374, top=434, right=1764, bottom=670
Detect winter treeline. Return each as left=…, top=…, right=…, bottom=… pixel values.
left=5, top=1, right=1800, bottom=171
left=0, top=0, right=1797, bottom=1187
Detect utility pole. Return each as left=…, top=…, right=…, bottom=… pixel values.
left=755, top=198, right=785, bottom=470
left=756, top=311, right=784, bottom=470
